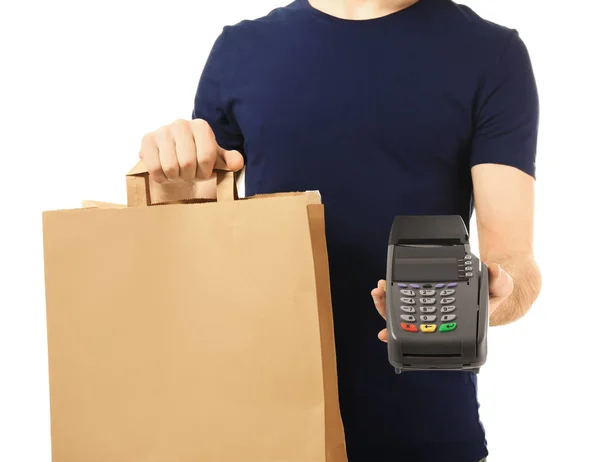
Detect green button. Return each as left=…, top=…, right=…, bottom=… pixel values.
left=440, top=323, right=457, bottom=332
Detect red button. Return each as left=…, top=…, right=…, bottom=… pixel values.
left=401, top=323, right=418, bottom=332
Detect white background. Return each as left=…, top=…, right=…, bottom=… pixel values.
left=1, top=0, right=599, bottom=461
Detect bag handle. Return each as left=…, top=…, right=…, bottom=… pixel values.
left=126, top=156, right=237, bottom=207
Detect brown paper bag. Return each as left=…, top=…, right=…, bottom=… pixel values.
left=42, top=160, right=347, bottom=462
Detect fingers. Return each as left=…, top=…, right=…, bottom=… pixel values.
left=371, top=279, right=387, bottom=319
left=139, top=132, right=167, bottom=183
left=190, top=119, right=218, bottom=180
left=372, top=280, right=388, bottom=342
left=155, top=126, right=179, bottom=181
left=171, top=119, right=197, bottom=181
left=140, top=118, right=239, bottom=184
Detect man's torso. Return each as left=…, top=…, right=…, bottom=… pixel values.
left=193, top=1, right=524, bottom=460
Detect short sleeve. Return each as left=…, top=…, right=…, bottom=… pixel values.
left=470, top=31, right=539, bottom=178
left=192, top=29, right=245, bottom=154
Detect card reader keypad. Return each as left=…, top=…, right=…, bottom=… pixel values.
left=397, top=282, right=459, bottom=333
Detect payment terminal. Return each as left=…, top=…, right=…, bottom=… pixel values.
left=385, top=215, right=489, bottom=373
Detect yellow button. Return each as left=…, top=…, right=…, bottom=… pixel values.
left=420, top=324, right=437, bottom=333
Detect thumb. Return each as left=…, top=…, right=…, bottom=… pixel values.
left=217, top=146, right=245, bottom=172
left=488, top=263, right=513, bottom=299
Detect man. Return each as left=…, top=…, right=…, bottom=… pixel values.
left=138, top=0, right=542, bottom=460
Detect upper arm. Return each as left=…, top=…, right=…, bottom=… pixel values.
left=470, top=31, right=539, bottom=261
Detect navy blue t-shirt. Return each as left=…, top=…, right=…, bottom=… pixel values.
left=192, top=0, right=539, bottom=460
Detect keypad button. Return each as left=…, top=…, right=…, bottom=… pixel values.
left=401, top=323, right=418, bottom=332
left=420, top=289, right=436, bottom=296
left=440, top=306, right=456, bottom=313
left=420, top=306, right=436, bottom=313
left=441, top=314, right=456, bottom=322
left=401, top=297, right=415, bottom=304
left=400, top=306, right=416, bottom=313
left=420, top=324, right=437, bottom=333
left=435, top=283, right=445, bottom=289
left=401, top=314, right=416, bottom=322
left=410, top=284, right=420, bottom=289
left=466, top=272, right=473, bottom=277
left=440, top=297, right=455, bottom=304
left=398, top=283, right=408, bottom=288
left=420, top=298, right=436, bottom=305
left=400, top=289, right=415, bottom=296
left=440, top=323, right=457, bottom=332
left=465, top=266, right=473, bottom=271
left=447, top=283, right=457, bottom=288
left=420, top=315, right=437, bottom=322
left=465, top=255, right=472, bottom=260
left=440, top=289, right=455, bottom=296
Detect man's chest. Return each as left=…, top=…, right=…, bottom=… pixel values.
left=228, top=41, right=476, bottom=168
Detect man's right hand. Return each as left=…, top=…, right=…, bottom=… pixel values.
left=139, top=119, right=244, bottom=184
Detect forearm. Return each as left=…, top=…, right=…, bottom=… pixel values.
left=488, top=254, right=542, bottom=326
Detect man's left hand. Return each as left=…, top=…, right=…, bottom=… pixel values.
left=371, top=263, right=514, bottom=342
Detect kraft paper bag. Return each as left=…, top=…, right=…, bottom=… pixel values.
left=42, top=160, right=347, bottom=462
